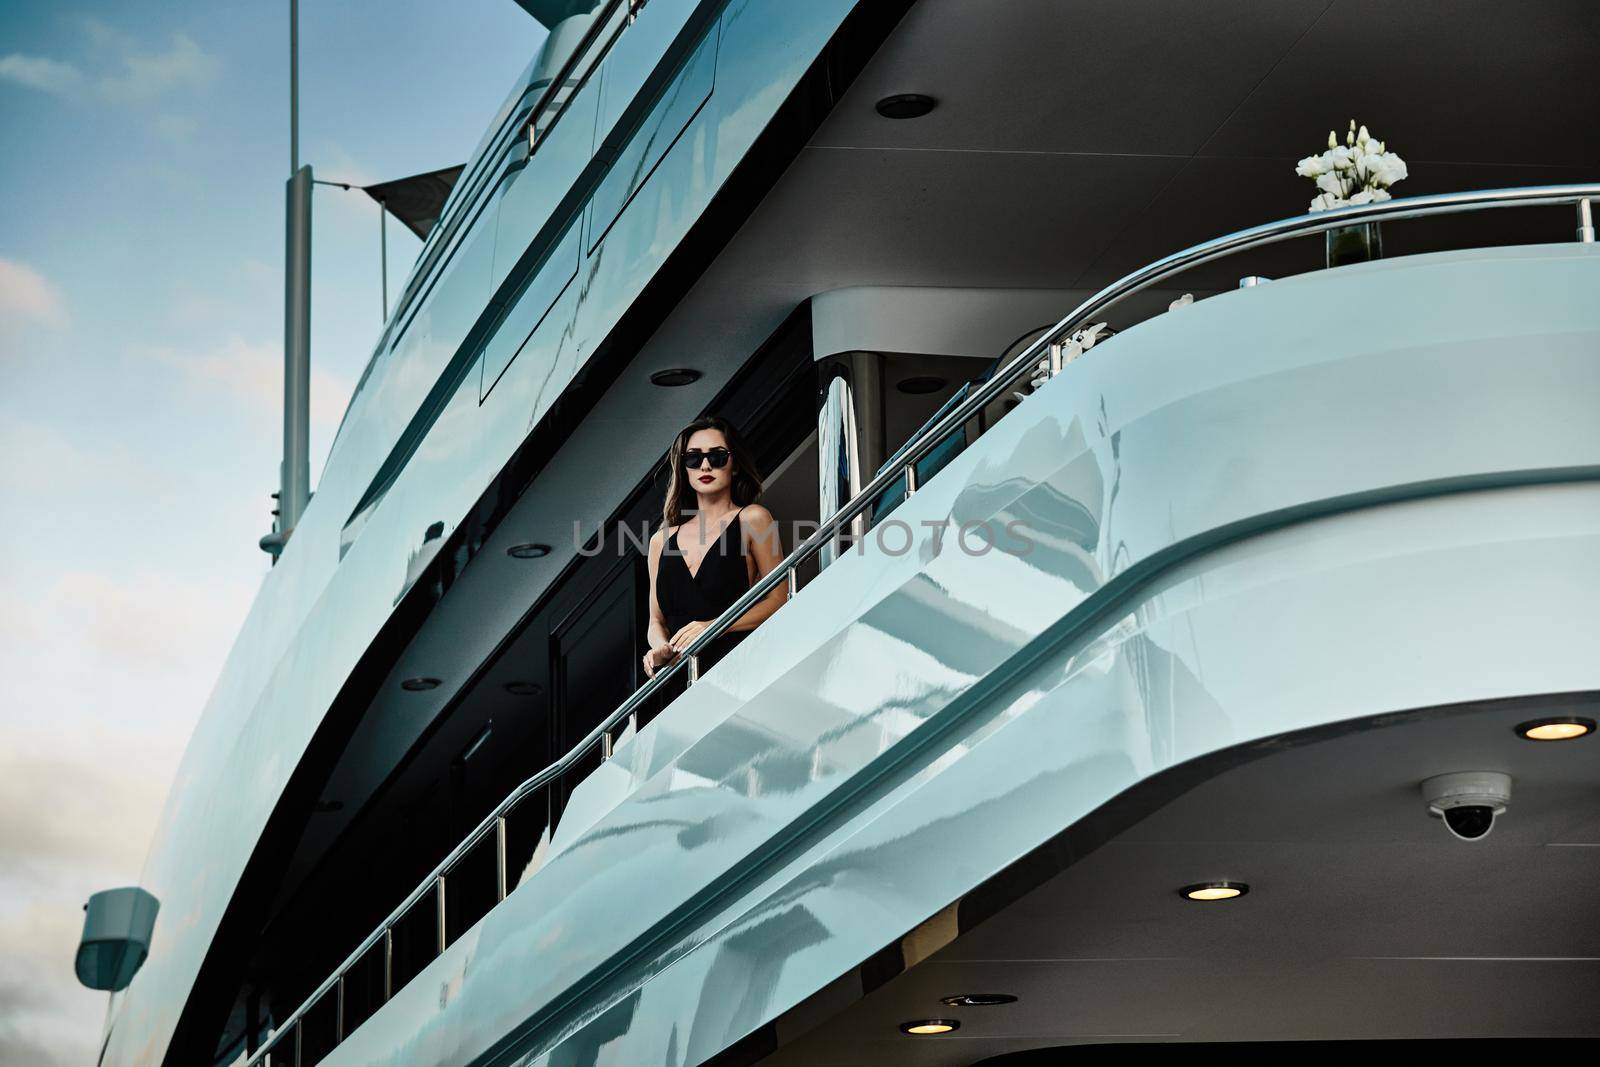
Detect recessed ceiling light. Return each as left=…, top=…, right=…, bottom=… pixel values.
left=649, top=368, right=702, bottom=387
left=506, top=542, right=551, bottom=559
left=897, top=375, right=947, bottom=395
left=876, top=93, right=937, bottom=119
left=1179, top=881, right=1249, bottom=901
left=401, top=677, right=441, bottom=692
left=900, top=1019, right=959, bottom=1035
left=504, top=681, right=543, bottom=697
left=940, top=993, right=1016, bottom=1007
left=1515, top=716, right=1595, bottom=741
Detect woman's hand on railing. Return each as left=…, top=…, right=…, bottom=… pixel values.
left=668, top=620, right=712, bottom=654
left=643, top=642, right=677, bottom=678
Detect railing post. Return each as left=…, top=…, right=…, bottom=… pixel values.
left=335, top=975, right=345, bottom=1043
left=382, top=927, right=392, bottom=1002
left=1048, top=340, right=1065, bottom=377
left=687, top=654, right=699, bottom=685
left=786, top=566, right=798, bottom=599
left=293, top=1020, right=302, bottom=1067
left=601, top=730, right=614, bottom=760
left=1579, top=198, right=1595, bottom=243
left=903, top=462, right=919, bottom=498
left=435, top=876, right=447, bottom=954
left=495, top=816, right=508, bottom=903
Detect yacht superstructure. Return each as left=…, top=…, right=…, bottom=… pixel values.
left=88, top=2, right=1600, bottom=1065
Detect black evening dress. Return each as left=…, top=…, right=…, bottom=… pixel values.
left=657, top=508, right=752, bottom=673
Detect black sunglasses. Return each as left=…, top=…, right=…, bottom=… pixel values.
left=682, top=447, right=731, bottom=470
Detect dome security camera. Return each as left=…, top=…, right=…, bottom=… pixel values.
left=1420, top=771, right=1512, bottom=841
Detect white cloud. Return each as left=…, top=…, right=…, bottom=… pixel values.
left=154, top=113, right=197, bottom=142
left=0, top=53, right=83, bottom=96
left=98, top=32, right=218, bottom=101
left=0, top=897, right=103, bottom=1067
left=0, top=257, right=69, bottom=334
left=76, top=15, right=124, bottom=52
left=148, top=335, right=354, bottom=430
left=0, top=562, right=253, bottom=1067
left=0, top=416, right=162, bottom=499
left=4, top=23, right=220, bottom=105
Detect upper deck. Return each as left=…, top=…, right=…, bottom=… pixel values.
left=100, top=2, right=1600, bottom=1064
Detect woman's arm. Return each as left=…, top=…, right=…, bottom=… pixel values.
left=643, top=529, right=676, bottom=676
left=726, top=504, right=788, bottom=633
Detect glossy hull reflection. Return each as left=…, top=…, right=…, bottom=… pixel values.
left=323, top=244, right=1600, bottom=1064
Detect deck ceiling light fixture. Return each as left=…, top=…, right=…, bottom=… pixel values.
left=507, top=542, right=551, bottom=559
left=1515, top=716, right=1595, bottom=741
left=650, top=368, right=702, bottom=387
left=941, top=993, right=1016, bottom=1007
left=876, top=93, right=937, bottom=119
left=400, top=677, right=441, bottom=692
left=897, top=375, right=947, bottom=395
left=900, top=1019, right=959, bottom=1035
left=1180, top=881, right=1249, bottom=901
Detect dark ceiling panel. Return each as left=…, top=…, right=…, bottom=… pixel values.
left=722, top=145, right=1186, bottom=291
left=813, top=0, right=1332, bottom=156
left=1199, top=0, right=1600, bottom=167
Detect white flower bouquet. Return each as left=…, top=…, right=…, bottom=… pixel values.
left=1297, top=120, right=1408, bottom=212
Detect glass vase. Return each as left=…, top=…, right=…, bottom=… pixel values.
left=1325, top=222, right=1383, bottom=268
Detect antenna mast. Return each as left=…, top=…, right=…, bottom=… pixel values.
left=263, top=0, right=312, bottom=557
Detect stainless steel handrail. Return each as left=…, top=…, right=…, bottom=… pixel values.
left=246, top=182, right=1598, bottom=1064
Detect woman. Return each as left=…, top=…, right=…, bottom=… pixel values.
left=643, top=415, right=787, bottom=679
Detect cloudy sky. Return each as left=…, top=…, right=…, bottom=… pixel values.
left=0, top=2, right=542, bottom=1061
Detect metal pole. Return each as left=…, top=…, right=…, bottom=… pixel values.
left=264, top=0, right=310, bottom=557
left=382, top=928, right=392, bottom=1002
left=289, top=0, right=298, bottom=174
left=435, top=876, right=447, bottom=954
left=495, top=816, right=507, bottom=903
left=1579, top=198, right=1595, bottom=243
left=281, top=164, right=312, bottom=539
left=335, top=976, right=345, bottom=1043
left=379, top=198, right=388, bottom=320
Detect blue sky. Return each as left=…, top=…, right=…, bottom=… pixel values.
left=0, top=2, right=543, bottom=1061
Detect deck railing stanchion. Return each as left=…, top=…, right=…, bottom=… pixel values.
left=496, top=816, right=508, bottom=902
left=1579, top=197, right=1595, bottom=243
left=435, top=877, right=447, bottom=954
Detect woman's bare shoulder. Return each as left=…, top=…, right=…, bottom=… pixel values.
left=740, top=503, right=775, bottom=527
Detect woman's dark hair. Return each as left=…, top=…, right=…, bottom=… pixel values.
left=661, top=415, right=763, bottom=529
